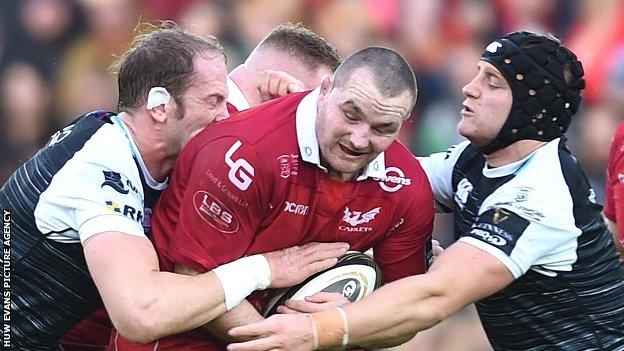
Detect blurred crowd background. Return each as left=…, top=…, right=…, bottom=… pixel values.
left=2, top=0, right=624, bottom=350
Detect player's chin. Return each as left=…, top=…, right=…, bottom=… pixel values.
left=332, top=158, right=368, bottom=178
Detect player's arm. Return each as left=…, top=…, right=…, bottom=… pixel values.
left=86, top=233, right=347, bottom=344
left=84, top=232, right=228, bottom=343
left=226, top=242, right=513, bottom=351
left=611, top=181, right=624, bottom=257
left=174, top=263, right=264, bottom=342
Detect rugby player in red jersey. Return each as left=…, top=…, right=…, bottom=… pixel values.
left=604, top=121, right=624, bottom=257
left=124, top=47, right=434, bottom=350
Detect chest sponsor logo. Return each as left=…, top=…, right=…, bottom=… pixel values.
left=225, top=140, right=254, bottom=191
left=284, top=201, right=309, bottom=216
left=340, top=207, right=380, bottom=233
left=454, top=178, right=473, bottom=209
left=193, top=191, right=239, bottom=233
left=469, top=228, right=507, bottom=246
left=277, top=154, right=299, bottom=179
left=101, top=171, right=140, bottom=197
left=375, top=166, right=412, bottom=193
left=106, top=201, right=143, bottom=223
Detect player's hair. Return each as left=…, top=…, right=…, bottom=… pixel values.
left=333, top=47, right=417, bottom=110
left=110, top=21, right=225, bottom=112
left=258, top=23, right=341, bottom=72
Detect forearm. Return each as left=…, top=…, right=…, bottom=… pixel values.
left=205, top=300, right=264, bottom=342
left=341, top=275, right=446, bottom=349
left=111, top=270, right=228, bottom=341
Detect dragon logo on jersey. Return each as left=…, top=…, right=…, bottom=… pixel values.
left=342, top=207, right=380, bottom=226
left=454, top=178, right=473, bottom=210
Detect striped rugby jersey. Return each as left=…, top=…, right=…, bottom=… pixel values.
left=0, top=111, right=165, bottom=349
left=422, top=138, right=624, bottom=350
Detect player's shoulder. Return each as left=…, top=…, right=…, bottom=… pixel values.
left=384, top=140, right=429, bottom=179
left=380, top=140, right=432, bottom=196
left=188, top=92, right=306, bottom=151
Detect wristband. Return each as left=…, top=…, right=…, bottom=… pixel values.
left=311, top=307, right=348, bottom=349
left=335, top=306, right=349, bottom=347
left=306, top=314, right=319, bottom=350
left=213, top=254, right=272, bottom=310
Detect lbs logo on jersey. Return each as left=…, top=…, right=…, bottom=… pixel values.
left=193, top=190, right=239, bottom=233
left=339, top=207, right=380, bottom=233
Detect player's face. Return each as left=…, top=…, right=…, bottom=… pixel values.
left=458, top=60, right=512, bottom=147
left=170, top=54, right=229, bottom=152
left=315, top=69, right=412, bottom=181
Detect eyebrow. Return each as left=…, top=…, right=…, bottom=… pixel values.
left=341, top=100, right=363, bottom=114
left=482, top=66, right=505, bottom=81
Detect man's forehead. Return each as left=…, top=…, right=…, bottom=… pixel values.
left=478, top=60, right=504, bottom=79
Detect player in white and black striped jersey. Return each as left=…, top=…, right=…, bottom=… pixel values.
left=225, top=31, right=624, bottom=351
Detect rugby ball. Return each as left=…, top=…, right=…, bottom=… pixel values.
left=263, top=251, right=383, bottom=316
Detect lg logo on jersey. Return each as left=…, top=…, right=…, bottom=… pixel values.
left=225, top=140, right=254, bottom=191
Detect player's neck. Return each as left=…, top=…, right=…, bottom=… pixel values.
left=229, top=65, right=262, bottom=107
left=118, top=111, right=174, bottom=182
left=484, top=139, right=547, bottom=168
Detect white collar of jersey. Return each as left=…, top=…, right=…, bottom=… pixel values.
left=227, top=76, right=251, bottom=111
left=112, top=115, right=168, bottom=190
left=295, top=87, right=387, bottom=181
left=482, top=138, right=560, bottom=178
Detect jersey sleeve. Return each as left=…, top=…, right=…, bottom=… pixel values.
left=419, top=141, right=471, bottom=212
left=373, top=166, right=435, bottom=282
left=459, top=170, right=582, bottom=279
left=34, top=152, right=146, bottom=243
left=158, top=137, right=268, bottom=273
left=604, top=122, right=624, bottom=221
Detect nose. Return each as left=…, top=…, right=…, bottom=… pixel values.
left=462, top=77, right=480, bottom=99
left=214, top=103, right=230, bottom=122
left=350, top=124, right=370, bottom=150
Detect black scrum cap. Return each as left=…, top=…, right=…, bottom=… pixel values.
left=479, top=31, right=585, bottom=154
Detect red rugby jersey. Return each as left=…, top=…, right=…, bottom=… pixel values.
left=604, top=121, right=624, bottom=243
left=116, top=89, right=434, bottom=350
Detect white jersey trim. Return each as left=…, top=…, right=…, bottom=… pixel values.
left=80, top=214, right=146, bottom=243
left=227, top=76, right=251, bottom=111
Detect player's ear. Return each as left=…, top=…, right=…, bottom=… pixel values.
left=146, top=87, right=171, bottom=123
left=320, top=75, right=333, bottom=96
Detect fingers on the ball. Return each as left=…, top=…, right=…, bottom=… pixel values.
left=306, top=257, right=338, bottom=275
left=305, top=291, right=338, bottom=302
left=276, top=305, right=299, bottom=314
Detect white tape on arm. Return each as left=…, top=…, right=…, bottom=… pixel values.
left=146, top=87, right=171, bottom=109
left=213, top=254, right=272, bottom=310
